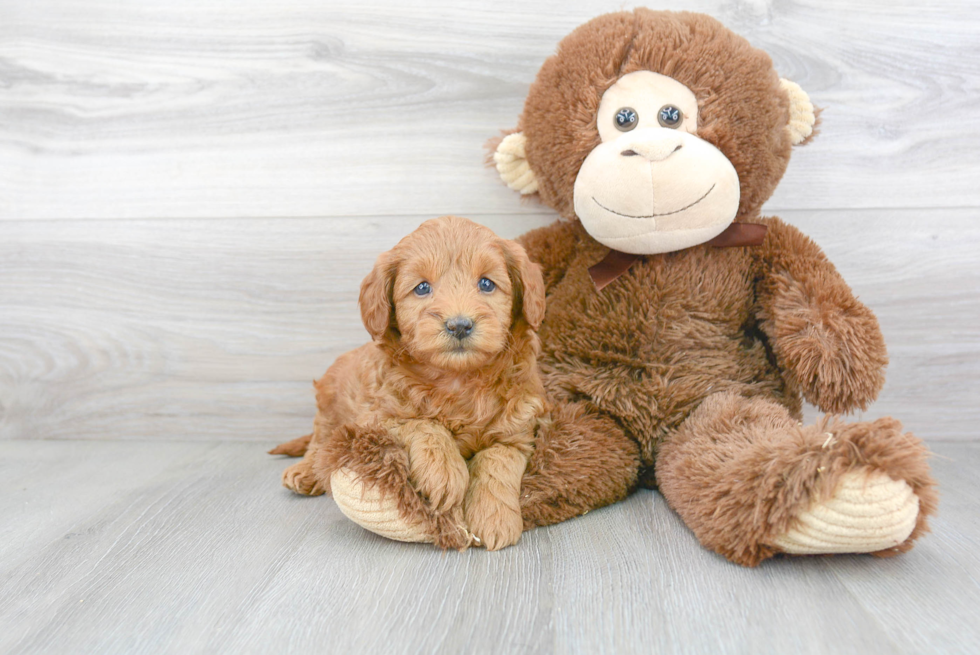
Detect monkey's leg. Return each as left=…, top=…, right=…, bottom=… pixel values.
left=326, top=402, right=638, bottom=545
left=519, top=402, right=640, bottom=529
left=655, top=392, right=937, bottom=567
left=320, top=423, right=471, bottom=550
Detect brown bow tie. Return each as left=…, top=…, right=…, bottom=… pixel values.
left=588, top=222, right=768, bottom=291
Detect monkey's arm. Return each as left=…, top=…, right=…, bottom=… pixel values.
left=753, top=217, right=888, bottom=414
left=516, top=219, right=582, bottom=293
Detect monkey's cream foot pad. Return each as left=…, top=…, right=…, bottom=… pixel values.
left=330, top=468, right=431, bottom=543
left=772, top=470, right=919, bottom=555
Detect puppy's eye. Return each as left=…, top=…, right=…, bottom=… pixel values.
left=413, top=281, right=431, bottom=296
left=614, top=107, right=638, bottom=132
left=477, top=277, right=496, bottom=293
left=658, top=105, right=683, bottom=128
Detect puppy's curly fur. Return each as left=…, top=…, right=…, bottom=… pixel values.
left=271, top=216, right=547, bottom=551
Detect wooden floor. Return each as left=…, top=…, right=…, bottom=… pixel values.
left=0, top=440, right=977, bottom=654
left=2, top=0, right=979, bottom=653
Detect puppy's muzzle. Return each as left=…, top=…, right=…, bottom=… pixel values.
left=445, top=316, right=474, bottom=340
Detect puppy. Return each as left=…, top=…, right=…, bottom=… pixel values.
left=272, top=216, right=547, bottom=550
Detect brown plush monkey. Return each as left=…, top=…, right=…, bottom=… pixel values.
left=304, top=10, right=937, bottom=566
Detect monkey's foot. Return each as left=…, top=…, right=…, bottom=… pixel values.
left=771, top=469, right=919, bottom=555
left=330, top=468, right=431, bottom=543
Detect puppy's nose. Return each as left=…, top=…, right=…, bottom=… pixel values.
left=445, top=316, right=474, bottom=339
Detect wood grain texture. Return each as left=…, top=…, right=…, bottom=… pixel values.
left=2, top=2, right=978, bottom=653
left=2, top=209, right=978, bottom=442
left=0, top=0, right=977, bottom=220
left=0, top=439, right=977, bottom=654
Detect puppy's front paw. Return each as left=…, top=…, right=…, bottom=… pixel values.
left=465, top=488, right=523, bottom=551
left=282, top=461, right=326, bottom=496
left=411, top=451, right=469, bottom=514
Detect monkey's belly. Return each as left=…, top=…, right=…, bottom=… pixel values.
left=539, top=332, right=792, bottom=465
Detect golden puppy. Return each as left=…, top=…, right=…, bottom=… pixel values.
left=272, top=216, right=547, bottom=550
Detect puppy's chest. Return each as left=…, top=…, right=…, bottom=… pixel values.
left=416, top=394, right=508, bottom=459
left=438, top=397, right=499, bottom=436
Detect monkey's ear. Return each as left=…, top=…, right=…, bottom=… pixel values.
left=359, top=250, right=399, bottom=341
left=493, top=132, right=540, bottom=195
left=779, top=79, right=818, bottom=146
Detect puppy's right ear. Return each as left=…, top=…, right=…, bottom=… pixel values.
left=359, top=250, right=399, bottom=341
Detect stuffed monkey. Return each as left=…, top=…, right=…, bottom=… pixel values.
left=285, top=10, right=937, bottom=566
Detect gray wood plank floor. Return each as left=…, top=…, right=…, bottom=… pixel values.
left=0, top=440, right=977, bottom=655
left=2, top=0, right=979, bottom=653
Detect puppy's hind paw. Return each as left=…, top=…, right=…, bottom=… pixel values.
left=282, top=461, right=327, bottom=496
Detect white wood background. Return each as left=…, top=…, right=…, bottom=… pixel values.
left=1, top=0, right=978, bottom=443
left=1, top=1, right=979, bottom=653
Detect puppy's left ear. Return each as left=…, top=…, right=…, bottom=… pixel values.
left=501, top=240, right=546, bottom=330
left=359, top=250, right=399, bottom=341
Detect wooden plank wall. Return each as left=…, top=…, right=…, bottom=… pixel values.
left=2, top=0, right=978, bottom=443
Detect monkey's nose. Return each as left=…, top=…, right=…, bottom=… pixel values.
left=621, top=131, right=685, bottom=162
left=445, top=316, right=474, bottom=339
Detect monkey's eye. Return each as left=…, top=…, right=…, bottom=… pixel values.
left=477, top=277, right=496, bottom=293
left=413, top=281, right=432, bottom=296
left=614, top=107, right=638, bottom=132
left=658, top=105, right=683, bottom=128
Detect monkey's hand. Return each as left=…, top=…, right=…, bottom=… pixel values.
left=756, top=219, right=888, bottom=414
left=763, top=265, right=888, bottom=413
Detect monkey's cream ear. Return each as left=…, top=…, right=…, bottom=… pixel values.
left=493, top=132, right=539, bottom=195
left=780, top=79, right=816, bottom=146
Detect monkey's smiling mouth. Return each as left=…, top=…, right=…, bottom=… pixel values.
left=592, top=183, right=716, bottom=219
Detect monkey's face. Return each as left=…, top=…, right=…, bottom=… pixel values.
left=492, top=10, right=818, bottom=257
left=572, top=71, right=740, bottom=255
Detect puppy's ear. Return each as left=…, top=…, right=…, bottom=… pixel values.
left=359, top=250, right=399, bottom=341
left=501, top=240, right=546, bottom=330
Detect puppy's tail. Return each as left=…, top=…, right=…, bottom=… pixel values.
left=268, top=433, right=312, bottom=457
